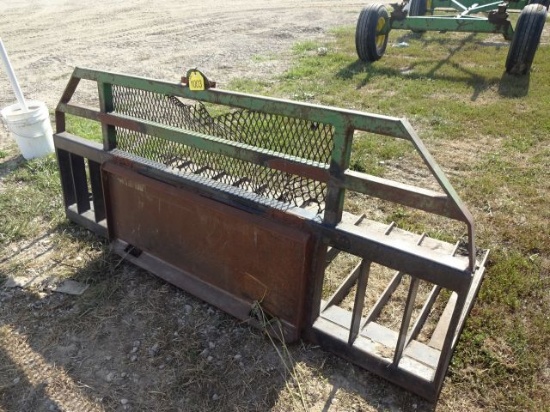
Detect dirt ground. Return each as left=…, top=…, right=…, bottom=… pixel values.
left=0, top=1, right=463, bottom=412
left=0, top=0, right=373, bottom=111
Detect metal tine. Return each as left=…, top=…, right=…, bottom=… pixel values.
left=394, top=276, right=420, bottom=365
left=325, top=214, right=366, bottom=266
left=324, top=247, right=342, bottom=268
left=348, top=259, right=371, bottom=345
left=384, top=221, right=396, bottom=235
left=450, top=240, right=462, bottom=256
left=322, top=210, right=390, bottom=311
left=360, top=272, right=403, bottom=330
left=404, top=239, right=462, bottom=345
left=176, top=159, right=193, bottom=170
left=298, top=197, right=311, bottom=208
left=254, top=183, right=269, bottom=195
left=164, top=155, right=179, bottom=165
left=212, top=171, right=227, bottom=181
left=321, top=261, right=362, bottom=312
left=194, top=165, right=211, bottom=174
left=232, top=177, right=250, bottom=187
left=293, top=196, right=306, bottom=209
left=405, top=285, right=442, bottom=345
left=359, top=233, right=427, bottom=332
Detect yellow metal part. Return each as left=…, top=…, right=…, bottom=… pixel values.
left=376, top=17, right=387, bottom=50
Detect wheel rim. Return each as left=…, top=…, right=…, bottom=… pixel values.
left=375, top=17, right=386, bottom=51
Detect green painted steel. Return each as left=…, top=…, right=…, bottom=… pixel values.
left=73, top=67, right=411, bottom=139
left=391, top=16, right=514, bottom=39
left=54, top=68, right=490, bottom=401
left=384, top=0, right=538, bottom=41
left=56, top=67, right=477, bottom=269
left=100, top=112, right=332, bottom=183
left=431, top=0, right=528, bottom=11
left=97, top=82, right=116, bottom=150
left=324, top=125, right=354, bottom=225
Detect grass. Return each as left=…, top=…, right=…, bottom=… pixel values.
left=66, top=114, right=103, bottom=143
left=1, top=19, right=550, bottom=412
left=0, top=157, right=64, bottom=245
left=240, top=25, right=549, bottom=411
left=252, top=301, right=309, bottom=411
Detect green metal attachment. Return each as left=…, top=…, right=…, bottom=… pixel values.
left=54, top=68, right=489, bottom=401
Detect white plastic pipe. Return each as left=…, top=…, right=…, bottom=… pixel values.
left=0, top=38, right=28, bottom=112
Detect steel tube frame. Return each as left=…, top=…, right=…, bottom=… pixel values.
left=388, top=0, right=532, bottom=40
left=54, top=68, right=488, bottom=401
left=58, top=68, right=476, bottom=260
left=391, top=16, right=514, bottom=39
left=431, top=0, right=528, bottom=11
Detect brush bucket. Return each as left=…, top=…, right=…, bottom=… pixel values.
left=1, top=100, right=54, bottom=159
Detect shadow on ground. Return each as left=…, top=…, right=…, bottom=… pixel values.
left=0, top=153, right=26, bottom=179
left=0, top=223, right=436, bottom=412
left=340, top=32, right=531, bottom=100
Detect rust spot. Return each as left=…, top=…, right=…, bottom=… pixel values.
left=266, top=159, right=330, bottom=183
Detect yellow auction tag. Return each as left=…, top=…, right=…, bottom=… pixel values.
left=188, top=70, right=205, bottom=91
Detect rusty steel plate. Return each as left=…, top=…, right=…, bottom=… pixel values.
left=102, top=161, right=315, bottom=341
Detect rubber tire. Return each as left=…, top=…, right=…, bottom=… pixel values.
left=408, top=0, right=429, bottom=33
left=528, top=0, right=549, bottom=8
left=505, top=4, right=547, bottom=75
left=409, top=0, right=428, bottom=16
left=355, top=4, right=390, bottom=62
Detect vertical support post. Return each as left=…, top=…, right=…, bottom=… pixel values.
left=361, top=271, right=404, bottom=329
left=321, top=261, right=362, bottom=312
left=323, top=121, right=353, bottom=226
left=432, top=292, right=467, bottom=392
left=406, top=285, right=441, bottom=345
left=348, top=259, right=370, bottom=345
left=98, top=81, right=116, bottom=150
left=88, top=160, right=106, bottom=222
left=467, top=223, right=476, bottom=271
left=55, top=111, right=66, bottom=135
left=70, top=154, right=89, bottom=214
left=394, top=276, right=420, bottom=364
left=56, top=149, right=76, bottom=208
left=305, top=237, right=329, bottom=332
left=55, top=75, right=81, bottom=133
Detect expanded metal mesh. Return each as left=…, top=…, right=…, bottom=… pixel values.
left=111, top=86, right=334, bottom=213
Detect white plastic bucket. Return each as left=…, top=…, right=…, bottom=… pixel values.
left=1, top=100, right=54, bottom=160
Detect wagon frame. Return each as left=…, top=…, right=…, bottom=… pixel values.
left=355, top=0, right=548, bottom=74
